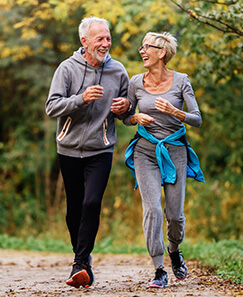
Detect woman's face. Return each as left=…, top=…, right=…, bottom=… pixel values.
left=139, top=38, right=163, bottom=69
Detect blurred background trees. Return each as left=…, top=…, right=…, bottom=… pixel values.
left=0, top=0, right=242, bottom=245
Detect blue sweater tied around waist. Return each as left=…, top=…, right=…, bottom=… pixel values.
left=125, top=124, right=205, bottom=189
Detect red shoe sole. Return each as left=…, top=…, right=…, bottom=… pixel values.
left=66, top=269, right=90, bottom=288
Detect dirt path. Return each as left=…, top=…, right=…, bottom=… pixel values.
left=0, top=250, right=242, bottom=297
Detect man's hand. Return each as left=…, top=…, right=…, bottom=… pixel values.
left=83, top=85, right=104, bottom=103
left=111, top=97, right=130, bottom=114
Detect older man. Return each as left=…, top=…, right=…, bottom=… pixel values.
left=46, top=16, right=130, bottom=289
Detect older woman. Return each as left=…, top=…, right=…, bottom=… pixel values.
left=124, top=32, right=204, bottom=288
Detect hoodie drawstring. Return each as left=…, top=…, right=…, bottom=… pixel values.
left=76, top=61, right=104, bottom=95
left=76, top=61, right=87, bottom=95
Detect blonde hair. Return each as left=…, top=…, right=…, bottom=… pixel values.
left=143, top=32, right=177, bottom=64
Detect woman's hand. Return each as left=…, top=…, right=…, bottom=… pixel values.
left=130, top=113, right=155, bottom=126
left=155, top=97, right=185, bottom=121
left=155, top=97, right=175, bottom=115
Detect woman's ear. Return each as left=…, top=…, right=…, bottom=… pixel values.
left=159, top=48, right=166, bottom=60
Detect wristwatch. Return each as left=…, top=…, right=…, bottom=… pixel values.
left=127, top=103, right=132, bottom=112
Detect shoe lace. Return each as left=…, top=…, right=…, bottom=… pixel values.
left=154, top=268, right=166, bottom=280
left=170, top=250, right=183, bottom=268
left=73, top=261, right=90, bottom=270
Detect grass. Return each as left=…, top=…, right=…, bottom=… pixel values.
left=0, top=234, right=242, bottom=284
left=0, top=234, right=72, bottom=253
left=180, top=239, right=243, bottom=284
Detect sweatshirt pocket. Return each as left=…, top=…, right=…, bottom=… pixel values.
left=57, top=116, right=72, bottom=141
left=103, top=118, right=110, bottom=146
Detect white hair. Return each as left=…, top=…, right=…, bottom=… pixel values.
left=143, top=32, right=177, bottom=64
left=78, top=16, right=109, bottom=40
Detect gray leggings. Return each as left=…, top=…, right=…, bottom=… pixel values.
left=134, top=137, right=187, bottom=269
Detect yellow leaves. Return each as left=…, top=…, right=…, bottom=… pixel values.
left=226, top=37, right=242, bottom=50
left=54, top=2, right=69, bottom=21
left=200, top=102, right=214, bottom=115
left=126, top=61, right=144, bottom=78
left=13, top=18, right=32, bottom=30
left=13, top=45, right=34, bottom=60
left=32, top=4, right=54, bottom=21
left=1, top=46, right=11, bottom=58
left=110, top=46, right=123, bottom=56
left=13, top=3, right=54, bottom=40
left=218, top=76, right=231, bottom=85
left=171, top=55, right=196, bottom=75
left=0, top=0, right=14, bottom=10
left=21, top=27, right=37, bottom=40
left=150, top=1, right=169, bottom=15
left=186, top=127, right=203, bottom=142
left=121, top=32, right=132, bottom=46
left=188, top=0, right=198, bottom=8
left=16, top=0, right=38, bottom=6
left=102, top=207, right=109, bottom=215
left=114, top=196, right=122, bottom=209
left=204, top=32, right=222, bottom=49
left=0, top=44, right=34, bottom=60
left=83, top=0, right=125, bottom=25
left=195, top=88, right=205, bottom=99
left=59, top=43, right=72, bottom=53
left=14, top=18, right=39, bottom=40
left=0, top=0, right=9, bottom=4
left=225, top=181, right=230, bottom=189
left=16, top=0, right=38, bottom=5
left=42, top=40, right=53, bottom=49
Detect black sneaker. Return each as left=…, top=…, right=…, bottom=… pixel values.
left=167, top=247, right=187, bottom=280
left=66, top=255, right=94, bottom=288
left=148, top=268, right=168, bottom=288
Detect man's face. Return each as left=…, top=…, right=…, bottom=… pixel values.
left=82, top=23, right=111, bottom=67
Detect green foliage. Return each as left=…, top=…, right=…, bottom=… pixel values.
left=169, top=0, right=243, bottom=83
left=184, top=179, right=243, bottom=241
left=181, top=239, right=243, bottom=284
left=196, top=76, right=243, bottom=183
left=0, top=234, right=72, bottom=253
left=0, top=0, right=242, bottom=246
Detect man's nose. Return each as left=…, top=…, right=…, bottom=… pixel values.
left=102, top=39, right=111, bottom=47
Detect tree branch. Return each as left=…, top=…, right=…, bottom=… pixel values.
left=194, top=11, right=242, bottom=35
left=190, top=0, right=238, bottom=5
left=169, top=0, right=243, bottom=36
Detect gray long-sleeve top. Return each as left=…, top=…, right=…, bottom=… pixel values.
left=124, top=71, right=202, bottom=139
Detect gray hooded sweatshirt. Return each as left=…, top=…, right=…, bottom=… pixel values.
left=46, top=47, right=129, bottom=158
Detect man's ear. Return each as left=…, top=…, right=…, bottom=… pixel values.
left=81, top=37, right=87, bottom=47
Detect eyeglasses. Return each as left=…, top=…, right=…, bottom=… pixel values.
left=138, top=44, right=163, bottom=53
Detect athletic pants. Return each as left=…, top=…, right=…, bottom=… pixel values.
left=58, top=153, right=112, bottom=263
left=133, top=138, right=187, bottom=269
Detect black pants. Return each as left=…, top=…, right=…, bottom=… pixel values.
left=58, top=153, right=112, bottom=263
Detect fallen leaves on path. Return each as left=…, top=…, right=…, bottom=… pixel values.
left=0, top=250, right=242, bottom=297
